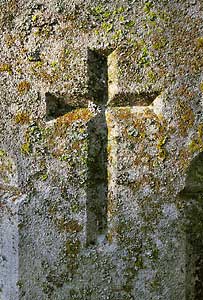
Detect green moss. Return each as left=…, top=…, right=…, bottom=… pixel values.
left=40, top=173, right=48, bottom=181
left=90, top=3, right=128, bottom=39
left=21, top=121, right=46, bottom=155
left=147, top=11, right=157, bottom=21
left=70, top=201, right=81, bottom=214
left=152, top=37, right=167, bottom=50
left=0, top=149, right=6, bottom=157
left=144, top=1, right=157, bottom=22
left=64, top=48, right=70, bottom=57
left=147, top=69, right=156, bottom=82
left=144, top=1, right=153, bottom=14
left=125, top=20, right=135, bottom=29
left=112, top=29, right=123, bottom=41
left=92, top=4, right=104, bottom=17
left=20, top=122, right=44, bottom=155
left=115, top=6, right=125, bottom=14
left=92, top=4, right=124, bottom=21
left=138, top=45, right=151, bottom=67
left=101, top=22, right=113, bottom=33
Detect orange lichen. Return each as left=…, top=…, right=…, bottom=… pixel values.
left=54, top=109, right=92, bottom=137
left=4, top=34, right=16, bottom=48
left=17, top=81, right=31, bottom=95
left=37, top=70, right=59, bottom=84
left=114, top=108, right=133, bottom=121
left=63, top=109, right=92, bottom=125
left=175, top=100, right=194, bottom=137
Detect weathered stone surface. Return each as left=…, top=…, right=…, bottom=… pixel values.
left=0, top=0, right=203, bottom=299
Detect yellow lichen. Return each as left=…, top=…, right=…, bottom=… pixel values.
left=15, top=112, right=30, bottom=125
left=189, top=124, right=203, bottom=153
left=32, top=14, right=38, bottom=22
left=21, top=142, right=31, bottom=155
left=196, top=37, right=203, bottom=49
left=0, top=63, right=12, bottom=74
left=200, top=82, right=203, bottom=93
left=0, top=149, right=6, bottom=157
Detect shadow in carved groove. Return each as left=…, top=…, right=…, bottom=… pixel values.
left=86, top=50, right=108, bottom=246
left=179, top=152, right=203, bottom=300
left=44, top=50, right=109, bottom=246
left=45, top=92, right=76, bottom=121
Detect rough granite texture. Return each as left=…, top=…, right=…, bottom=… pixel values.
left=0, top=0, right=203, bottom=299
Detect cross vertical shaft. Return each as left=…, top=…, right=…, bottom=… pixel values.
left=86, top=50, right=108, bottom=245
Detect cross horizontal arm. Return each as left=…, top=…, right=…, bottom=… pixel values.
left=108, top=91, right=161, bottom=107
left=45, top=92, right=90, bottom=121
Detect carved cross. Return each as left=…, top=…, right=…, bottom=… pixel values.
left=46, top=49, right=159, bottom=246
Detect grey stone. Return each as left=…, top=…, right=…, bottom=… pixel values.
left=0, top=0, right=203, bottom=299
